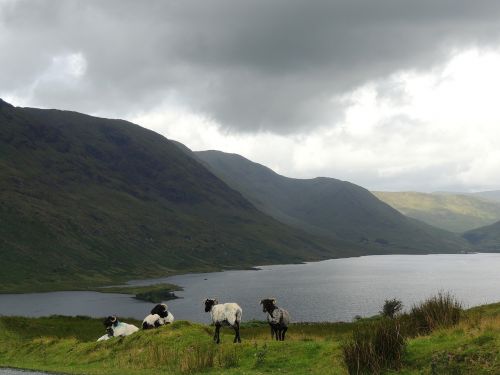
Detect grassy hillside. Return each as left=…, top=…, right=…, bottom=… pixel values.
left=472, top=190, right=500, bottom=203
left=463, top=220, right=500, bottom=251
left=373, top=191, right=500, bottom=232
left=0, top=99, right=360, bottom=292
left=1, top=302, right=499, bottom=374
left=196, top=150, right=468, bottom=255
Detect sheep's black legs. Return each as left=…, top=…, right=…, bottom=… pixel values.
left=281, top=327, right=287, bottom=341
left=214, top=324, right=221, bottom=344
left=271, top=324, right=279, bottom=340
left=233, top=321, right=241, bottom=343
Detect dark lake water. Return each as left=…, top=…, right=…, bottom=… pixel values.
left=1, top=254, right=499, bottom=323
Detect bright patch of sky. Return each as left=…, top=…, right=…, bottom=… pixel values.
left=131, top=49, right=500, bottom=192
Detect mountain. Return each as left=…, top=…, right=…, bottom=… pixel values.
left=471, top=190, right=500, bottom=203
left=373, top=191, right=500, bottom=232
left=195, top=150, right=468, bottom=254
left=463, top=221, right=500, bottom=250
left=0, top=99, right=359, bottom=292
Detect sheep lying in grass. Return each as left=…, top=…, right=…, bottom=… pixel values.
left=260, top=298, right=290, bottom=341
left=97, top=332, right=112, bottom=342
left=96, top=316, right=139, bottom=341
left=204, top=298, right=242, bottom=344
left=142, top=303, right=175, bottom=329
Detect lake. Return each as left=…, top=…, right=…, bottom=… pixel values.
left=1, top=253, right=499, bottom=323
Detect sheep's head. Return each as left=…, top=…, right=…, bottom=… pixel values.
left=260, top=298, right=277, bottom=313
left=106, top=326, right=114, bottom=336
left=103, top=316, right=118, bottom=329
left=151, top=303, right=169, bottom=318
left=204, top=298, right=218, bottom=312
left=102, top=316, right=119, bottom=337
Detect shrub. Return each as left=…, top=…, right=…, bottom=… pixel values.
left=408, top=292, right=462, bottom=335
left=353, top=315, right=363, bottom=322
left=381, top=298, right=403, bottom=319
left=342, top=318, right=405, bottom=374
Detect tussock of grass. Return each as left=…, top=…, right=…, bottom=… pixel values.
left=407, top=292, right=462, bottom=335
left=343, top=319, right=405, bottom=374
left=342, top=293, right=466, bottom=375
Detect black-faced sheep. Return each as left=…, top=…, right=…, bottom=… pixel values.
left=204, top=298, right=242, bottom=344
left=260, top=298, right=290, bottom=341
left=96, top=316, right=139, bottom=341
left=142, top=303, right=175, bottom=329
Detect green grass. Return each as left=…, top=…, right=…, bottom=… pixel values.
left=0, top=318, right=349, bottom=375
left=97, top=283, right=183, bottom=303
left=1, top=302, right=499, bottom=374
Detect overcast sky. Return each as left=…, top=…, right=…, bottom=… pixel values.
left=2, top=0, right=500, bottom=192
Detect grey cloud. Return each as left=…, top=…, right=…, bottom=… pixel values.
left=2, top=0, right=500, bottom=133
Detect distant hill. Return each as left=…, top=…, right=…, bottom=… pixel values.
left=195, top=150, right=468, bottom=254
left=463, top=221, right=500, bottom=251
left=373, top=191, right=500, bottom=232
left=471, top=190, right=500, bottom=203
left=0, top=99, right=359, bottom=292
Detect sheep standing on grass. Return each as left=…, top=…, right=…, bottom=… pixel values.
left=204, top=298, right=242, bottom=344
left=142, top=303, right=175, bottom=329
left=96, top=316, right=139, bottom=341
left=260, top=298, right=290, bottom=341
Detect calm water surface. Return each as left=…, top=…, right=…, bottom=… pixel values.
left=1, top=254, right=499, bottom=323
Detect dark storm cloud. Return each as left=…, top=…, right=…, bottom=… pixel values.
left=2, top=0, right=500, bottom=133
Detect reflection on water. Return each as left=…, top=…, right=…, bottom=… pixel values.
left=1, top=253, right=500, bottom=323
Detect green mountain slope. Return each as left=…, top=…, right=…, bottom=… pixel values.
left=373, top=191, right=500, bottom=232
left=463, top=220, right=500, bottom=250
left=0, top=99, right=359, bottom=292
left=472, top=190, right=500, bottom=203
left=195, top=150, right=468, bottom=254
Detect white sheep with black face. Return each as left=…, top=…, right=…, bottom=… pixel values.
left=204, top=298, right=242, bottom=344
left=96, top=316, right=139, bottom=341
left=142, top=303, right=175, bottom=329
left=260, top=298, right=290, bottom=341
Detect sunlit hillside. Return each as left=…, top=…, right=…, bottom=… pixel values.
left=373, top=191, right=500, bottom=232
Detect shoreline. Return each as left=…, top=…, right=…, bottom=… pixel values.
left=0, top=251, right=494, bottom=295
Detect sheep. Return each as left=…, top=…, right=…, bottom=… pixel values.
left=97, top=333, right=112, bottom=341
left=142, top=303, right=175, bottom=329
left=96, top=316, right=139, bottom=341
left=204, top=298, right=242, bottom=344
left=260, top=298, right=290, bottom=341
